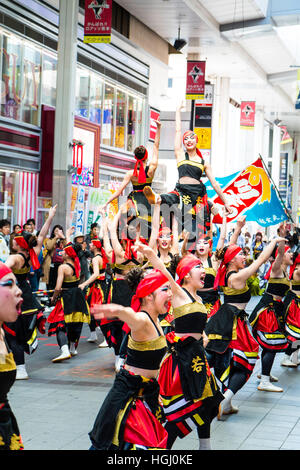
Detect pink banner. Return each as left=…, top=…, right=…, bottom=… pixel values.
left=84, top=0, right=112, bottom=43
left=240, top=101, right=256, bottom=129
left=186, top=61, right=206, bottom=100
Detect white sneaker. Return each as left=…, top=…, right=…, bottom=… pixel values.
left=87, top=331, right=97, bottom=343
left=98, top=339, right=108, bottom=348
left=52, top=345, right=71, bottom=363
left=115, top=356, right=125, bottom=373
left=281, top=354, right=298, bottom=368
left=258, top=377, right=283, bottom=392
left=69, top=342, right=78, bottom=356
left=16, top=364, right=29, bottom=380
left=257, top=374, right=278, bottom=382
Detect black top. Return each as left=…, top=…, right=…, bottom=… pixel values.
left=132, top=165, right=154, bottom=191
left=177, top=153, right=205, bottom=181
left=12, top=252, right=30, bottom=283
left=266, top=275, right=290, bottom=297
left=222, top=271, right=251, bottom=304
left=126, top=311, right=167, bottom=370
left=173, top=288, right=207, bottom=334
left=62, top=262, right=80, bottom=288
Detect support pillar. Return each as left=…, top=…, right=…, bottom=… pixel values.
left=271, top=124, right=281, bottom=189
left=52, top=0, right=79, bottom=228
left=211, top=76, right=230, bottom=176
left=292, top=134, right=300, bottom=225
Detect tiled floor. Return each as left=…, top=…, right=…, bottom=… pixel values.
left=7, top=296, right=300, bottom=451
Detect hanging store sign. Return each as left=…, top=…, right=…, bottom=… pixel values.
left=84, top=0, right=112, bottom=43
left=240, top=101, right=256, bottom=129
left=149, top=107, right=160, bottom=142
left=280, top=126, right=293, bottom=145
left=186, top=61, right=206, bottom=100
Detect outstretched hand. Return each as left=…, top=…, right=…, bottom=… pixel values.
left=90, top=303, right=120, bottom=320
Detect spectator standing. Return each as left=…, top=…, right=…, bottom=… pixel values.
left=0, top=219, right=11, bottom=262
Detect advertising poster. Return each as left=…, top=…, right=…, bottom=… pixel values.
left=84, top=0, right=112, bottom=43
left=186, top=61, right=206, bottom=100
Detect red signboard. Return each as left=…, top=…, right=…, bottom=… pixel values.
left=240, top=101, right=256, bottom=129
left=149, top=108, right=160, bottom=142
left=186, top=61, right=206, bottom=100
left=84, top=0, right=112, bottom=43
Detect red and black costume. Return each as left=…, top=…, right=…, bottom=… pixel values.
left=89, top=270, right=169, bottom=450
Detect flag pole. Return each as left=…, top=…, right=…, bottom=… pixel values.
left=259, top=153, right=294, bottom=224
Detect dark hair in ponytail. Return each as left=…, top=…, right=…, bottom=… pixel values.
left=214, top=246, right=228, bottom=262
left=169, top=254, right=182, bottom=279
left=134, top=146, right=147, bottom=161
left=22, top=231, right=37, bottom=249
left=125, top=267, right=145, bottom=293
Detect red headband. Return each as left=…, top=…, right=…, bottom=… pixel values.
left=214, top=245, right=242, bottom=288
left=14, top=233, right=40, bottom=270
left=290, top=253, right=300, bottom=280
left=91, top=239, right=108, bottom=269
left=176, top=254, right=202, bottom=285
left=133, top=147, right=148, bottom=184
left=131, top=269, right=169, bottom=312
left=64, top=243, right=81, bottom=279
left=0, top=262, right=12, bottom=280
left=265, top=245, right=290, bottom=280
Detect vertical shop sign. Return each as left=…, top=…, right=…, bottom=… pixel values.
left=194, top=84, right=213, bottom=159
left=149, top=107, right=160, bottom=142
left=186, top=61, right=206, bottom=100
left=240, top=101, right=256, bottom=129
left=74, top=186, right=85, bottom=234
left=84, top=0, right=112, bottom=43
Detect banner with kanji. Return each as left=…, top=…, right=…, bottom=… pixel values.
left=205, top=158, right=287, bottom=227
left=186, top=61, right=206, bottom=100
left=84, top=0, right=112, bottom=43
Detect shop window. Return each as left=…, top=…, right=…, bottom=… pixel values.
left=22, top=44, right=41, bottom=126
left=102, top=84, right=115, bottom=146
left=0, top=33, right=23, bottom=122
left=89, top=73, right=103, bottom=125
left=136, top=98, right=144, bottom=145
left=127, top=95, right=137, bottom=152
left=42, top=51, right=57, bottom=108
left=75, top=67, right=90, bottom=119
left=115, top=89, right=126, bottom=149
left=0, top=171, right=15, bottom=222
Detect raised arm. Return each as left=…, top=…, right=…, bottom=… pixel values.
left=174, top=102, right=185, bottom=161
left=108, top=209, right=125, bottom=258
left=216, top=209, right=228, bottom=251
left=79, top=256, right=100, bottom=290
left=229, top=215, right=246, bottom=246
left=270, top=238, right=286, bottom=277
left=232, top=238, right=286, bottom=286
left=171, top=214, right=179, bottom=254
left=100, top=171, right=132, bottom=212
left=148, top=203, right=160, bottom=250
left=35, top=205, right=57, bottom=254
left=147, top=119, right=161, bottom=178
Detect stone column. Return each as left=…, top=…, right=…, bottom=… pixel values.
left=52, top=0, right=79, bottom=228
left=292, top=134, right=300, bottom=225
left=271, top=124, right=281, bottom=189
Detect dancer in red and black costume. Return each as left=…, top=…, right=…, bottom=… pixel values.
left=89, top=268, right=171, bottom=450
left=100, top=120, right=161, bottom=240
left=205, top=236, right=285, bottom=418
left=249, top=239, right=292, bottom=390
left=79, top=236, right=111, bottom=345
left=137, top=243, right=223, bottom=450
left=4, top=205, right=57, bottom=380
left=281, top=252, right=300, bottom=367
left=182, top=208, right=228, bottom=319
left=143, top=102, right=232, bottom=241
left=0, top=262, right=24, bottom=450
left=101, top=208, right=145, bottom=371
left=47, top=239, right=90, bottom=362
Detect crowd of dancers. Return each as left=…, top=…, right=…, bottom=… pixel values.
left=1, top=104, right=300, bottom=451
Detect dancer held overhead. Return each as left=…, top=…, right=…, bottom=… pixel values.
left=89, top=267, right=171, bottom=450
left=205, top=231, right=286, bottom=419
left=100, top=119, right=161, bottom=240
left=143, top=101, right=232, bottom=240
left=0, top=263, right=24, bottom=450
left=136, top=243, right=223, bottom=450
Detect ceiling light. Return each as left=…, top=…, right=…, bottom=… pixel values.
left=173, top=28, right=187, bottom=51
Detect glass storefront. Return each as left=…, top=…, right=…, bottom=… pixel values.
left=0, top=171, right=16, bottom=221
left=0, top=26, right=146, bottom=153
